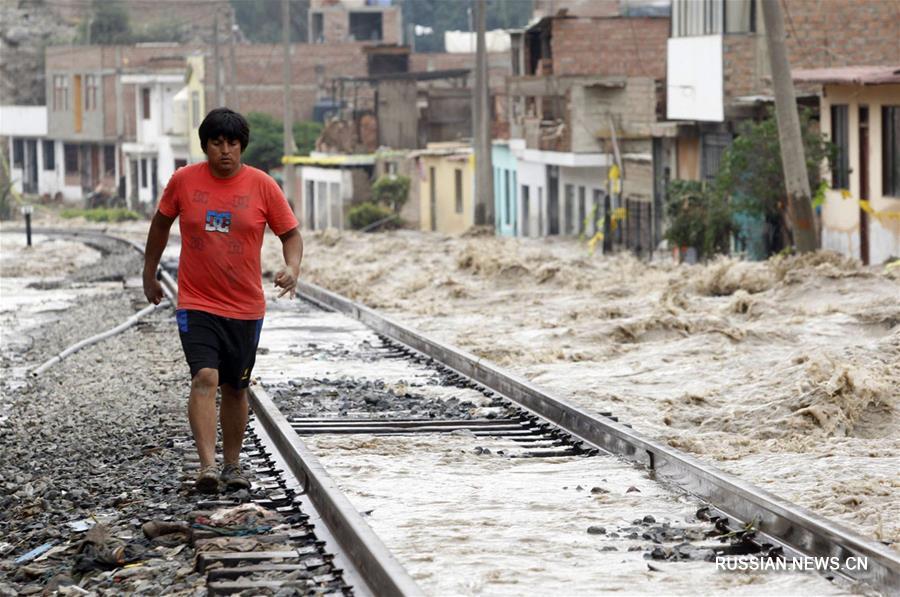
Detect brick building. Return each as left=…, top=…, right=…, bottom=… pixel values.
left=503, top=10, right=671, bottom=251
left=308, top=0, right=402, bottom=45
left=43, top=45, right=207, bottom=205
left=667, top=0, right=900, bottom=183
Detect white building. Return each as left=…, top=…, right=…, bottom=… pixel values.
left=1, top=105, right=83, bottom=202
left=120, top=73, right=193, bottom=206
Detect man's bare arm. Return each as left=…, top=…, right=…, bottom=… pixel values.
left=143, top=211, right=176, bottom=304
left=274, top=227, right=303, bottom=299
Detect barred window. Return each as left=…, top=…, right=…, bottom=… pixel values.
left=53, top=75, right=69, bottom=111
left=43, top=140, right=55, bottom=170
left=883, top=106, right=900, bottom=197
left=85, top=74, right=99, bottom=111
left=64, top=144, right=79, bottom=174
left=831, top=105, right=850, bottom=189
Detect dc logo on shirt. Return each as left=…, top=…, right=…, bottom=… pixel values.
left=205, top=210, right=232, bottom=233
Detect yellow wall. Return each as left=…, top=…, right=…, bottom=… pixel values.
left=820, top=83, right=900, bottom=261
left=418, top=154, right=474, bottom=234
left=186, top=55, right=206, bottom=161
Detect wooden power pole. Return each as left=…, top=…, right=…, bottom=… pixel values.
left=472, top=0, right=494, bottom=227
left=282, top=0, right=297, bottom=210
left=213, top=11, right=224, bottom=107
left=228, top=7, right=239, bottom=111
left=761, top=0, right=817, bottom=252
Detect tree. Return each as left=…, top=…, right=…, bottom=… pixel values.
left=84, top=1, right=131, bottom=44
left=242, top=112, right=284, bottom=172
left=292, top=121, right=322, bottom=155
left=231, top=0, right=307, bottom=43
left=716, top=108, right=834, bottom=254
left=664, top=180, right=735, bottom=260
left=80, top=0, right=187, bottom=44
left=371, top=175, right=410, bottom=213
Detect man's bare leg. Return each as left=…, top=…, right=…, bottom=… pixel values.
left=188, top=368, right=219, bottom=469
left=220, top=384, right=249, bottom=465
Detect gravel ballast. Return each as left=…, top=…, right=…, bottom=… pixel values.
left=0, top=235, right=205, bottom=595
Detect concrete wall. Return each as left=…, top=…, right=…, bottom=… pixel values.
left=418, top=153, right=474, bottom=234
left=376, top=80, right=418, bottom=149
left=820, top=83, right=900, bottom=264
left=571, top=77, right=657, bottom=153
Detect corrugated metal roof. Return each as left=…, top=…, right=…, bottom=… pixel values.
left=792, top=66, right=900, bottom=85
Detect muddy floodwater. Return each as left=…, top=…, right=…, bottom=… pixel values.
left=255, top=304, right=853, bottom=596
left=261, top=229, right=900, bottom=551
left=3, top=216, right=895, bottom=594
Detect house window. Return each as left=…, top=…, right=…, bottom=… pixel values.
left=671, top=0, right=754, bottom=37
left=85, top=74, right=98, bottom=110
left=454, top=169, right=463, bottom=213
left=311, top=13, right=324, bottom=43
left=191, top=91, right=200, bottom=128
left=578, top=186, right=586, bottom=234
left=43, top=141, right=55, bottom=170
left=142, top=88, right=151, bottom=120
left=53, top=75, right=69, bottom=110
left=564, top=183, right=575, bottom=234
left=64, top=144, right=79, bottom=174
left=349, top=12, right=382, bottom=42
left=883, top=106, right=900, bottom=197
left=387, top=161, right=398, bottom=176
left=504, top=170, right=512, bottom=225
left=104, top=145, right=116, bottom=176
left=12, top=139, right=23, bottom=168
left=831, top=105, right=850, bottom=189
left=140, top=158, right=148, bottom=188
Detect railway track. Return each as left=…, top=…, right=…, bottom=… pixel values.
left=6, top=228, right=899, bottom=595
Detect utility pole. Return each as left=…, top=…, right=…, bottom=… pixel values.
left=213, top=11, right=224, bottom=107
left=282, top=0, right=297, bottom=212
left=761, top=0, right=817, bottom=252
left=472, top=0, right=493, bottom=227
left=229, top=7, right=239, bottom=111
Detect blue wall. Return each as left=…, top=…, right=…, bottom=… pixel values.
left=492, top=143, right=517, bottom=236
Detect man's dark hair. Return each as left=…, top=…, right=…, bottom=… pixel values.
left=199, top=108, right=250, bottom=152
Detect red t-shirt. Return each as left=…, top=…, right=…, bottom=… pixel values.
left=158, top=162, right=298, bottom=320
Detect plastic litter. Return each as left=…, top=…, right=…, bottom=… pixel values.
left=14, top=542, right=56, bottom=564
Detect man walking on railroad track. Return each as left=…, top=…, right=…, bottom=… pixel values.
left=142, top=108, right=302, bottom=494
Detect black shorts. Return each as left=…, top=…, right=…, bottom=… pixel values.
left=176, top=309, right=264, bottom=389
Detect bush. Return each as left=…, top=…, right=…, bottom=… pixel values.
left=61, top=208, right=140, bottom=222
left=665, top=180, right=735, bottom=260
left=371, top=175, right=410, bottom=213
left=348, top=202, right=396, bottom=231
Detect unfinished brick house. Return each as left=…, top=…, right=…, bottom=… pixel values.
left=503, top=7, right=670, bottom=252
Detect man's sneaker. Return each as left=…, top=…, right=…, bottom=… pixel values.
left=195, top=465, right=220, bottom=494
left=220, top=462, right=251, bottom=491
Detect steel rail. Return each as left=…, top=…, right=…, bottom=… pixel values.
left=24, top=229, right=421, bottom=596
left=296, top=280, right=900, bottom=592
left=249, top=386, right=423, bottom=597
